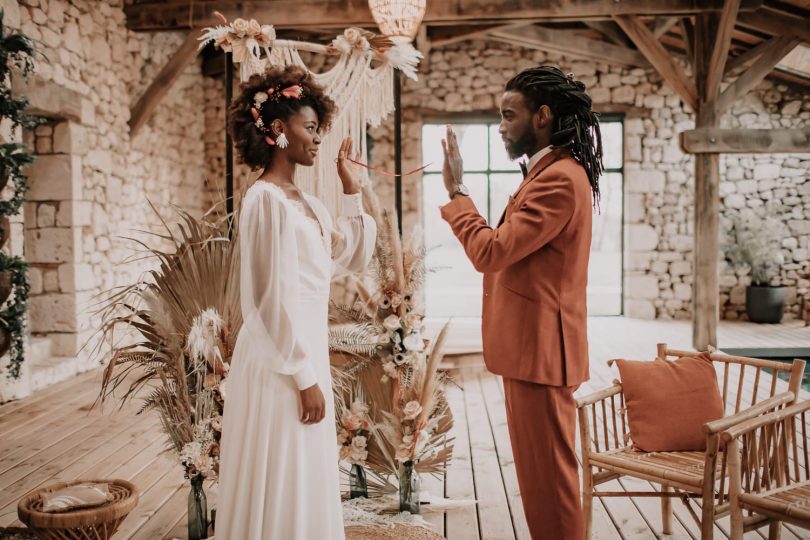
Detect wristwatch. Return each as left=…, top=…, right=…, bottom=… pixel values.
left=449, top=183, right=470, bottom=198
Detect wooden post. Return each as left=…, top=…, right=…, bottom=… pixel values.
left=692, top=14, right=720, bottom=351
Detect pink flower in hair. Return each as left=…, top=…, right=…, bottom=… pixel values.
left=281, top=85, right=304, bottom=99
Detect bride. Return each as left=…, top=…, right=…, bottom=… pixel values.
left=216, top=65, right=377, bottom=539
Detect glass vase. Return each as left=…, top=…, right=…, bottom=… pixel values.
left=399, top=460, right=421, bottom=514
left=349, top=463, right=369, bottom=499
left=188, top=474, right=208, bottom=540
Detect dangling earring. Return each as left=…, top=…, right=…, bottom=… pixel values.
left=276, top=132, right=289, bottom=149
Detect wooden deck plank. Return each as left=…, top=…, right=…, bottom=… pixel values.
left=463, top=371, right=516, bottom=540
left=478, top=373, right=531, bottom=540
left=443, top=382, right=481, bottom=540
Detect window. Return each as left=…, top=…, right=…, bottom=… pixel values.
left=422, top=118, right=624, bottom=318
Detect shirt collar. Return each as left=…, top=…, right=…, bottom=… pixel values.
left=524, top=145, right=554, bottom=177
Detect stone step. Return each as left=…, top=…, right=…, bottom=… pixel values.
left=29, top=355, right=88, bottom=392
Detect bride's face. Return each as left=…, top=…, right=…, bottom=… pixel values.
left=279, top=106, right=322, bottom=166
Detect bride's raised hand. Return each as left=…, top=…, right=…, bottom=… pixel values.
left=336, top=137, right=361, bottom=195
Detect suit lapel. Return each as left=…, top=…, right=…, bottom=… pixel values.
left=496, top=149, right=565, bottom=227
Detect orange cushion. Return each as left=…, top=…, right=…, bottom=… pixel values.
left=615, top=353, right=724, bottom=452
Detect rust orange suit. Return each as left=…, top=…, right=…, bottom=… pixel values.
left=441, top=149, right=592, bottom=540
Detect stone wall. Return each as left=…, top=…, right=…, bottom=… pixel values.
left=4, top=0, right=208, bottom=386
left=363, top=39, right=810, bottom=321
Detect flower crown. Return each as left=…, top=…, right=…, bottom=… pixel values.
left=249, top=84, right=306, bottom=134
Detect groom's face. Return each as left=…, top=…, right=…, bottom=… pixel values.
left=498, top=90, right=538, bottom=160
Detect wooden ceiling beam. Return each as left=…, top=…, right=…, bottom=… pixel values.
left=724, top=36, right=775, bottom=75
left=737, top=10, right=810, bottom=42
left=679, top=17, right=695, bottom=72
left=614, top=14, right=697, bottom=110
left=706, top=0, right=742, bottom=101
left=130, top=32, right=200, bottom=136
left=487, top=25, right=650, bottom=68
left=430, top=23, right=527, bottom=48
left=652, top=17, right=680, bottom=39
left=125, top=0, right=764, bottom=32
left=584, top=21, right=633, bottom=48
left=717, top=35, right=801, bottom=113
left=680, top=128, right=810, bottom=154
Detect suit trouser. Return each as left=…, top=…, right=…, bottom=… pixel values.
left=502, top=377, right=583, bottom=540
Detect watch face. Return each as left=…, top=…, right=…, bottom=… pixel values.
left=458, top=184, right=470, bottom=196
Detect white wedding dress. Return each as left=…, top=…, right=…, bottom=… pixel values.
left=216, top=181, right=376, bottom=540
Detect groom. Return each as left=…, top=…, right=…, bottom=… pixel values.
left=439, top=66, right=603, bottom=540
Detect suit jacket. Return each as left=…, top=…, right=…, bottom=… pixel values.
left=440, top=149, right=592, bottom=386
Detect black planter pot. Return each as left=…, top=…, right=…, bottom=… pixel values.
left=746, top=286, right=787, bottom=324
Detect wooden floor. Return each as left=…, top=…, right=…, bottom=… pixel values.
left=1, top=318, right=809, bottom=539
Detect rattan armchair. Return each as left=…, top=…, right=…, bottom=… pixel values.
left=577, top=343, right=806, bottom=540
left=722, top=398, right=810, bottom=539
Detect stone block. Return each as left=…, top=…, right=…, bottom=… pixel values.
left=53, top=121, right=88, bottom=155
left=627, top=275, right=659, bottom=300
left=30, top=293, right=77, bottom=333
left=43, top=269, right=58, bottom=292
left=625, top=193, right=645, bottom=223
left=57, top=263, right=95, bottom=292
left=24, top=227, right=80, bottom=263
left=37, top=204, right=56, bottom=228
left=626, top=224, right=659, bottom=251
left=11, top=73, right=84, bottom=123
left=625, top=299, right=656, bottom=319
left=85, top=149, right=111, bottom=175
left=670, top=261, right=691, bottom=276
left=753, top=163, right=780, bottom=180
left=626, top=169, right=665, bottom=193
left=29, top=267, right=43, bottom=295
left=25, top=155, right=82, bottom=201
left=673, top=283, right=691, bottom=300
left=56, top=200, right=92, bottom=227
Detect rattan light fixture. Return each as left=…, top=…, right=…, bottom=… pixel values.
left=368, top=0, right=427, bottom=42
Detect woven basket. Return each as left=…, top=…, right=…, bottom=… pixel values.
left=17, top=480, right=138, bottom=540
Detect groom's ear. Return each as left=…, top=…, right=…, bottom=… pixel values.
left=534, top=105, right=553, bottom=129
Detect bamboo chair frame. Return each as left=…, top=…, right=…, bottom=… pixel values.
left=576, top=343, right=806, bottom=540
left=722, top=399, right=810, bottom=539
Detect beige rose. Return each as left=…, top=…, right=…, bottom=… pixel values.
left=231, top=18, right=249, bottom=36
left=403, top=400, right=423, bottom=420
left=247, top=19, right=262, bottom=36
left=351, top=436, right=367, bottom=450
left=383, top=314, right=401, bottom=332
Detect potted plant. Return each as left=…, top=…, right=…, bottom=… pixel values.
left=725, top=209, right=789, bottom=324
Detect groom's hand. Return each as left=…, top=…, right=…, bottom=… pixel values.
left=441, top=125, right=464, bottom=198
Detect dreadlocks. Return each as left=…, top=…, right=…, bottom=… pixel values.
left=505, top=66, right=604, bottom=207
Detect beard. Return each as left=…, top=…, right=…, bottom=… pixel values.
left=505, top=127, right=539, bottom=160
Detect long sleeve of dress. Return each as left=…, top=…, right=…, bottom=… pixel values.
left=329, top=193, right=377, bottom=275
left=239, top=189, right=317, bottom=391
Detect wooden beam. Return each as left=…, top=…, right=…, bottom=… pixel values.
left=584, top=21, right=633, bottom=47
left=737, top=10, right=810, bottom=43
left=125, top=0, right=764, bottom=32
left=706, top=0, right=741, bottom=101
left=488, top=25, right=650, bottom=68
left=130, top=32, right=201, bottom=136
left=679, top=17, right=695, bottom=72
left=431, top=23, right=527, bottom=48
left=614, top=15, right=697, bottom=110
left=717, top=35, right=800, bottom=113
left=692, top=14, right=719, bottom=351
left=652, top=17, right=680, bottom=39
left=724, top=37, right=774, bottom=75
left=681, top=128, right=810, bottom=154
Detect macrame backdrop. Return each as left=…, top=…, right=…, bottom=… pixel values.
left=266, top=46, right=395, bottom=215
left=201, top=20, right=420, bottom=216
